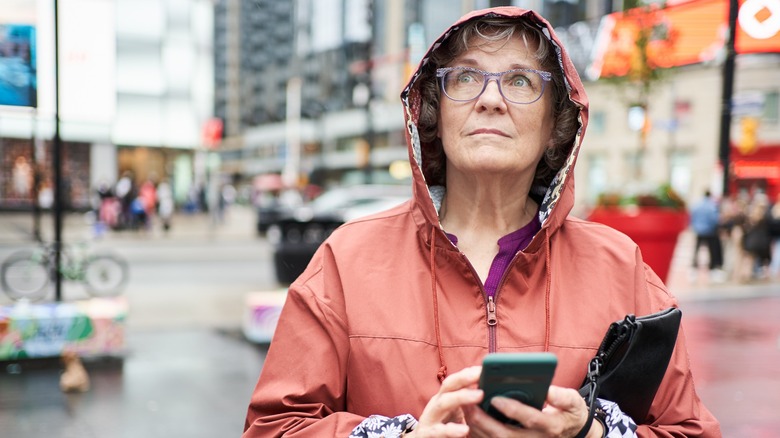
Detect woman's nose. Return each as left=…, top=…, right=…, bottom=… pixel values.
left=476, top=79, right=507, bottom=112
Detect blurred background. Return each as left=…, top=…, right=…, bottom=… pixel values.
left=0, top=0, right=779, bottom=437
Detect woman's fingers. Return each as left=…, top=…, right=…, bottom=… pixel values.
left=466, top=386, right=588, bottom=437
left=435, top=388, right=484, bottom=411
left=420, top=387, right=483, bottom=424
left=539, top=386, right=591, bottom=436
left=416, top=366, right=485, bottom=435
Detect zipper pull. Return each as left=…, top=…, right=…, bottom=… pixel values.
left=487, top=296, right=497, bottom=326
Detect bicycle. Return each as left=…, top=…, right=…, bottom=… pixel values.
left=1, top=241, right=129, bottom=301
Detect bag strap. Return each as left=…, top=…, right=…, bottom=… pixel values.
left=574, top=357, right=601, bottom=438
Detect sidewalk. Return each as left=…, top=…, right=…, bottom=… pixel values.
left=0, top=205, right=258, bottom=247
left=666, top=229, right=780, bottom=302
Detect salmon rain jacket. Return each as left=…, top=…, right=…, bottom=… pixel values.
left=243, top=7, right=721, bottom=438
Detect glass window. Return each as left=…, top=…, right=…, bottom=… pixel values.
left=669, top=150, right=692, bottom=201
left=763, top=91, right=779, bottom=125
left=590, top=110, right=606, bottom=135
left=587, top=153, right=608, bottom=204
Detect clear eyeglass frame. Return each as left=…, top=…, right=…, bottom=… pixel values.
left=436, top=66, right=552, bottom=105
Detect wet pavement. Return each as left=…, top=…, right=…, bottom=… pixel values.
left=0, top=329, right=267, bottom=438
left=682, top=294, right=780, bottom=437
left=1, top=208, right=779, bottom=437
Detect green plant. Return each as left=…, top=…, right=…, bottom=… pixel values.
left=596, top=183, right=686, bottom=210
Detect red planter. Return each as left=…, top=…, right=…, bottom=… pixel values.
left=587, top=207, right=689, bottom=283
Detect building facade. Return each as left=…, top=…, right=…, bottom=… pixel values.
left=0, top=0, right=214, bottom=211
left=213, top=0, right=780, bottom=212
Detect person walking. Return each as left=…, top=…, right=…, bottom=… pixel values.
left=156, top=178, right=174, bottom=232
left=741, top=195, right=772, bottom=281
left=689, top=190, right=725, bottom=282
left=770, top=194, right=780, bottom=279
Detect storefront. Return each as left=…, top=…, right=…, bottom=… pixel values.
left=730, top=145, right=780, bottom=200
left=116, top=145, right=196, bottom=205
left=0, top=137, right=91, bottom=211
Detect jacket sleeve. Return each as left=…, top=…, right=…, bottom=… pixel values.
left=635, top=265, right=722, bottom=438
left=242, top=270, right=363, bottom=437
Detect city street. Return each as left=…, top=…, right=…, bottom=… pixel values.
left=1, top=206, right=779, bottom=437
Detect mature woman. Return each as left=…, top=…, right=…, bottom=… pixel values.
left=243, top=7, right=720, bottom=438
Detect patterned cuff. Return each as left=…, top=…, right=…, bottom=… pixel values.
left=598, top=398, right=638, bottom=438
left=348, top=414, right=418, bottom=438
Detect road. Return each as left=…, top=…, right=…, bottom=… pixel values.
left=0, top=207, right=278, bottom=328
left=1, top=206, right=779, bottom=437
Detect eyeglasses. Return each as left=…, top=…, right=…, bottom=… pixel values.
left=436, top=66, right=552, bottom=105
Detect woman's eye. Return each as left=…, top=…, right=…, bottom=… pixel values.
left=507, top=74, right=530, bottom=87
left=456, top=72, right=479, bottom=84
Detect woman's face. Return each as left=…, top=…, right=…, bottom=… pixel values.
left=437, top=34, right=555, bottom=184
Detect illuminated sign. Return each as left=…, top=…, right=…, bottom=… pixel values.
left=732, top=160, right=780, bottom=179
left=0, top=24, right=36, bottom=107
left=592, top=0, right=780, bottom=78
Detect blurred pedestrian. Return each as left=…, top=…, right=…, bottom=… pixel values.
left=689, top=190, right=725, bottom=282
left=719, top=193, right=747, bottom=281
left=242, top=7, right=719, bottom=438
left=769, top=194, right=780, bottom=279
left=741, top=196, right=772, bottom=281
left=157, top=178, right=174, bottom=232
left=93, top=178, right=117, bottom=236
left=138, top=177, right=158, bottom=230
left=115, top=171, right=135, bottom=229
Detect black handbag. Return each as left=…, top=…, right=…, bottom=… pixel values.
left=575, top=307, right=682, bottom=437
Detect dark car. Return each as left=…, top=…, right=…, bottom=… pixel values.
left=267, top=185, right=411, bottom=284
left=255, top=189, right=303, bottom=235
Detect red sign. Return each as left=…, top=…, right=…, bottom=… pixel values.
left=202, top=118, right=224, bottom=148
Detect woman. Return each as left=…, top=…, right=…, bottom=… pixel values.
left=243, top=7, right=720, bottom=437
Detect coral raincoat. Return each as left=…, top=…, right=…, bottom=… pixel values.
left=243, top=7, right=720, bottom=437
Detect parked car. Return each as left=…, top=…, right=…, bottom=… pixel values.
left=255, top=189, right=303, bottom=235
left=267, top=185, right=411, bottom=284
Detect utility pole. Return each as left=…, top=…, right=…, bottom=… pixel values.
left=717, top=0, right=739, bottom=198
left=363, top=0, right=375, bottom=185
left=53, top=0, right=63, bottom=301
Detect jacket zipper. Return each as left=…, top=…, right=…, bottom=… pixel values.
left=445, top=230, right=531, bottom=353
left=445, top=223, right=546, bottom=353
left=488, top=248, right=529, bottom=352
left=487, top=296, right=497, bottom=351
left=455, top=250, right=515, bottom=353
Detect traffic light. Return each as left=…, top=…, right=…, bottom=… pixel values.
left=738, top=116, right=759, bottom=154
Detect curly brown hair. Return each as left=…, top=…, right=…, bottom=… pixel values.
left=415, top=16, right=580, bottom=189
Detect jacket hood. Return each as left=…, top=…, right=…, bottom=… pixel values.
left=400, top=6, right=589, bottom=236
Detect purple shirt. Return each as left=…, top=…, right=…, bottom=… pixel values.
left=446, top=215, right=541, bottom=297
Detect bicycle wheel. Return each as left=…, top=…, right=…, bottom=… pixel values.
left=83, top=253, right=129, bottom=297
left=1, top=250, right=51, bottom=301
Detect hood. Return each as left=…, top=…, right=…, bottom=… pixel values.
left=400, top=6, right=589, bottom=235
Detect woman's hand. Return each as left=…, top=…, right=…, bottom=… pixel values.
left=405, top=366, right=484, bottom=438
left=463, top=385, right=603, bottom=437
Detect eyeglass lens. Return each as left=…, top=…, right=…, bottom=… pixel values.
left=441, top=69, right=545, bottom=104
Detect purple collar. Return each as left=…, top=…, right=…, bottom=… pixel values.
left=446, top=215, right=540, bottom=297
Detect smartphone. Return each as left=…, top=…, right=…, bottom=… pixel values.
left=479, top=352, right=558, bottom=425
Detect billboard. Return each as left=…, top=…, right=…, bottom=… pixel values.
left=0, top=23, right=36, bottom=107
left=592, top=0, right=780, bottom=79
